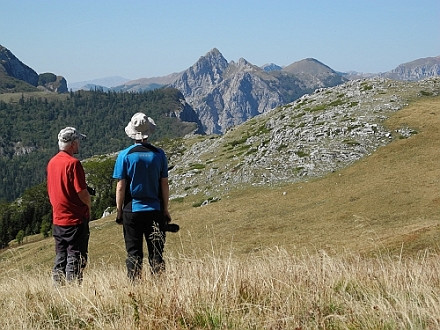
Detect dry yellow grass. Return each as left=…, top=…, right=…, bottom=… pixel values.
left=1, top=249, right=439, bottom=329
left=1, top=96, right=440, bottom=329
left=0, top=91, right=69, bottom=103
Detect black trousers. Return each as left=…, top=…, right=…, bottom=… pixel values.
left=52, top=220, right=89, bottom=284
left=122, top=210, right=166, bottom=279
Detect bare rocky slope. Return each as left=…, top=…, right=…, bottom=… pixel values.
left=165, top=77, right=440, bottom=203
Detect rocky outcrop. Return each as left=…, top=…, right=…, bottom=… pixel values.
left=167, top=78, right=440, bottom=201
left=38, top=73, right=68, bottom=93
left=166, top=93, right=204, bottom=134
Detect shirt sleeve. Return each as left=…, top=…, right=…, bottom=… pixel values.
left=113, top=152, right=126, bottom=179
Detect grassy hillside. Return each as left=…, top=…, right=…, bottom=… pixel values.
left=169, top=97, right=440, bottom=257
left=2, top=96, right=440, bottom=269
left=0, top=71, right=39, bottom=94
left=1, top=96, right=439, bottom=329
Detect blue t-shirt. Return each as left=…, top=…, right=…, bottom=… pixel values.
left=113, top=143, right=168, bottom=212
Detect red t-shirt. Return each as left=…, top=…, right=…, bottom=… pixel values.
left=47, top=151, right=89, bottom=226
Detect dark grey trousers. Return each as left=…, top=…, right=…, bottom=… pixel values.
left=52, top=220, right=89, bottom=285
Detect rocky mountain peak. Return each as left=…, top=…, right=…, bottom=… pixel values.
left=261, top=63, right=282, bottom=72
left=0, top=45, right=39, bottom=86
left=205, top=47, right=222, bottom=58
left=237, top=57, right=258, bottom=70
left=184, top=48, right=228, bottom=87
left=0, top=44, right=67, bottom=93
left=283, top=58, right=334, bottom=75
left=171, top=49, right=347, bottom=134
left=194, top=48, right=228, bottom=72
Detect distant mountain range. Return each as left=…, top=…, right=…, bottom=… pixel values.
left=68, top=76, right=131, bottom=91
left=381, top=56, right=440, bottom=81
left=1, top=44, right=440, bottom=135
left=110, top=49, right=349, bottom=134
left=109, top=50, right=440, bottom=134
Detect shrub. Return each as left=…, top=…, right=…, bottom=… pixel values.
left=38, top=73, right=57, bottom=85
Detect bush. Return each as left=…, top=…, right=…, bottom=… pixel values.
left=16, top=230, right=24, bottom=244
left=38, top=73, right=57, bottom=85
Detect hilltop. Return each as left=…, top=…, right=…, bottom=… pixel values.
left=166, top=78, right=440, bottom=201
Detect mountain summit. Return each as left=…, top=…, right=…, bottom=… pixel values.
left=0, top=45, right=67, bottom=93
left=170, top=49, right=347, bottom=134
left=107, top=49, right=440, bottom=135
left=113, top=48, right=348, bottom=134
left=283, top=58, right=334, bottom=75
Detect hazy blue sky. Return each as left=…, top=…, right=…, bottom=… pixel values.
left=1, top=0, right=439, bottom=84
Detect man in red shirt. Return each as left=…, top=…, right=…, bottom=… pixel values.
left=47, top=127, right=91, bottom=285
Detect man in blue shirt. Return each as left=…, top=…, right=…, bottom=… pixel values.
left=113, top=112, right=171, bottom=279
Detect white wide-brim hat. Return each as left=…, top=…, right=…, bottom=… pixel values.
left=125, top=112, right=156, bottom=140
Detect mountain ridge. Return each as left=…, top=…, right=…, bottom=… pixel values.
left=2, top=44, right=439, bottom=137
left=110, top=51, right=440, bottom=90
left=68, top=76, right=131, bottom=91
left=0, top=45, right=67, bottom=93
left=111, top=49, right=440, bottom=134
left=166, top=48, right=347, bottom=134
left=381, top=55, right=440, bottom=81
